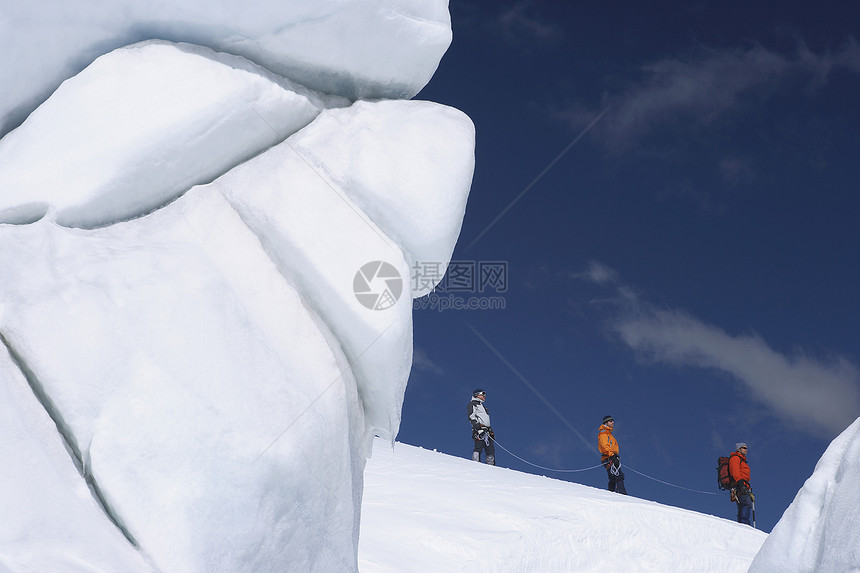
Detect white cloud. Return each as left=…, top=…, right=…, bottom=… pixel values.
left=575, top=261, right=860, bottom=437
left=496, top=2, right=562, bottom=43
left=412, top=346, right=445, bottom=376
left=569, top=260, right=619, bottom=285
left=615, top=309, right=860, bottom=436
left=603, top=46, right=788, bottom=143
left=565, top=41, right=860, bottom=149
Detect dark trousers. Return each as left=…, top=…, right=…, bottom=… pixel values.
left=473, top=436, right=495, bottom=465
left=736, top=482, right=752, bottom=525
left=603, top=456, right=627, bottom=494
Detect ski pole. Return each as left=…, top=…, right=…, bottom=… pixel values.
left=752, top=500, right=756, bottom=529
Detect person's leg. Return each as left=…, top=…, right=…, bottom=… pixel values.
left=737, top=493, right=752, bottom=525
left=605, top=458, right=626, bottom=493
left=605, top=464, right=615, bottom=491
left=614, top=470, right=627, bottom=495
left=472, top=439, right=482, bottom=462
left=485, top=437, right=495, bottom=466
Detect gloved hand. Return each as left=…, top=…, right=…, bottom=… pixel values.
left=477, top=428, right=486, bottom=437
left=750, top=492, right=756, bottom=502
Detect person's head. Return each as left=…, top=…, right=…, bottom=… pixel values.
left=472, top=389, right=486, bottom=401
left=735, top=442, right=748, bottom=454
left=602, top=415, right=614, bottom=427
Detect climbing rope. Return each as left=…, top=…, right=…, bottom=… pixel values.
left=493, top=437, right=721, bottom=495
left=623, top=464, right=721, bottom=496
left=492, top=438, right=604, bottom=473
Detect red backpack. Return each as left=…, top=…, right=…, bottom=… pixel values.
left=716, top=456, right=734, bottom=490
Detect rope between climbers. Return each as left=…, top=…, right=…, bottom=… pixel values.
left=493, top=438, right=722, bottom=495
left=492, top=438, right=604, bottom=473
left=622, top=465, right=721, bottom=496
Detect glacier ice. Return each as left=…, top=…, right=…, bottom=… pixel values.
left=207, top=99, right=474, bottom=436
left=0, top=40, right=345, bottom=228
left=289, top=99, right=475, bottom=295
left=0, top=0, right=452, bottom=136
left=0, top=2, right=473, bottom=570
left=0, top=344, right=154, bottom=572
left=0, top=189, right=378, bottom=571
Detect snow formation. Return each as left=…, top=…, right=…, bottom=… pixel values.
left=748, top=416, right=860, bottom=573
left=0, top=2, right=472, bottom=572
left=0, top=40, right=346, bottom=228
left=0, top=0, right=452, bottom=135
left=0, top=344, right=154, bottom=572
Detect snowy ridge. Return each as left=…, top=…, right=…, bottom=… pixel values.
left=359, top=439, right=767, bottom=573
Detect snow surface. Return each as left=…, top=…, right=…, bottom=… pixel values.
left=0, top=344, right=154, bottom=572
left=748, top=416, right=860, bottom=573
left=0, top=40, right=344, bottom=228
left=0, top=0, right=451, bottom=135
left=289, top=100, right=475, bottom=286
left=0, top=189, right=374, bottom=571
left=359, top=439, right=767, bottom=573
left=0, top=5, right=472, bottom=568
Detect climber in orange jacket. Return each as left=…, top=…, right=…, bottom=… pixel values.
left=598, top=415, right=627, bottom=494
left=729, top=443, right=753, bottom=525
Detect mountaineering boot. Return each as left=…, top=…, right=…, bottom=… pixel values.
left=485, top=455, right=495, bottom=466
left=472, top=451, right=480, bottom=462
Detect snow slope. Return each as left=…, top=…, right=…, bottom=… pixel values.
left=359, top=439, right=767, bottom=573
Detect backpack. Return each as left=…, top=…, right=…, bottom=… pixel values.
left=716, top=456, right=734, bottom=490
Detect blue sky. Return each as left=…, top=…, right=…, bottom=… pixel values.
left=399, top=1, right=860, bottom=532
